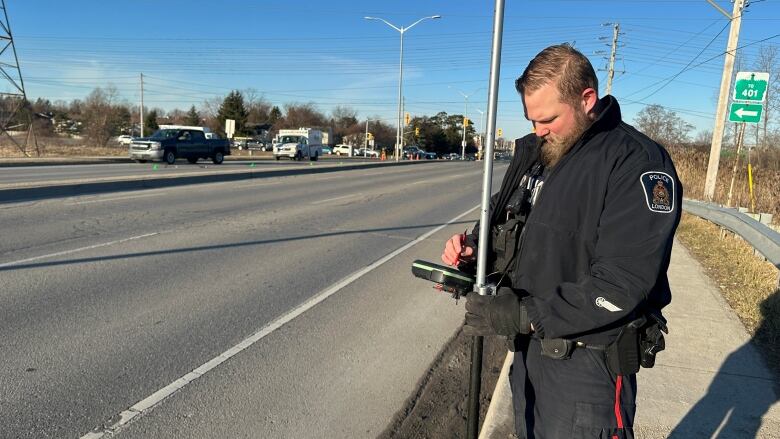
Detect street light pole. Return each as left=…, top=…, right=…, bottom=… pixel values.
left=365, top=15, right=441, bottom=162
left=476, top=108, right=485, bottom=156
left=364, top=118, right=371, bottom=157
left=450, top=86, right=484, bottom=160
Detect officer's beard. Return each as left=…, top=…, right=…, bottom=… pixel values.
left=540, top=108, right=592, bottom=168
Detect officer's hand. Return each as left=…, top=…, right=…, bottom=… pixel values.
left=442, top=233, right=475, bottom=267
left=463, top=289, right=531, bottom=337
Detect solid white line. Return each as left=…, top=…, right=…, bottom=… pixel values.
left=80, top=204, right=480, bottom=439
left=69, top=192, right=167, bottom=205
left=0, top=232, right=159, bottom=269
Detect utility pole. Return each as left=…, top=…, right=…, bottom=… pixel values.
left=704, top=0, right=746, bottom=201
left=140, top=73, right=145, bottom=137
left=596, top=22, right=622, bottom=96
left=364, top=118, right=371, bottom=156
left=606, top=23, right=620, bottom=96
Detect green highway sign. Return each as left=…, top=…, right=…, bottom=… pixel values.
left=733, top=71, right=769, bottom=103
left=729, top=102, right=763, bottom=124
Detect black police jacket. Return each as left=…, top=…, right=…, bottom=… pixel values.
left=472, top=96, right=682, bottom=345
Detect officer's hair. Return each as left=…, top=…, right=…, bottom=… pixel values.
left=515, top=44, right=598, bottom=106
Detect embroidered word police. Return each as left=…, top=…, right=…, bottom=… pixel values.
left=640, top=171, right=675, bottom=213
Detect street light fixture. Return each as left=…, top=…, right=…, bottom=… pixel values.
left=449, top=86, right=484, bottom=160
left=365, top=14, right=441, bottom=161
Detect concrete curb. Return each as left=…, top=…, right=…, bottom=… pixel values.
left=479, top=351, right=514, bottom=439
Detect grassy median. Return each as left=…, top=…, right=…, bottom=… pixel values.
left=676, top=213, right=780, bottom=379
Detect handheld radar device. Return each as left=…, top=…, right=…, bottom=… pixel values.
left=411, top=260, right=476, bottom=296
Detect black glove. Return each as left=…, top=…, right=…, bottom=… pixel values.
left=463, top=289, right=531, bottom=337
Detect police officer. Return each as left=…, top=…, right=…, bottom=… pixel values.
left=442, top=44, right=681, bottom=438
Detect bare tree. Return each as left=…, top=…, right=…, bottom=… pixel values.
left=241, top=88, right=272, bottom=125
left=634, top=104, right=694, bottom=146
left=200, top=96, right=224, bottom=133
left=695, top=129, right=713, bottom=145
left=81, top=85, right=130, bottom=147
left=167, top=108, right=187, bottom=125
left=279, top=103, right=327, bottom=130
left=753, top=45, right=778, bottom=147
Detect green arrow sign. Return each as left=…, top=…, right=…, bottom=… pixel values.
left=729, top=102, right=763, bottom=124
left=733, top=71, right=769, bottom=103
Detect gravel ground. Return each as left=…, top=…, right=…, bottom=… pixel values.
left=379, top=328, right=510, bottom=439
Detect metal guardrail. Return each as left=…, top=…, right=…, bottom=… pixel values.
left=682, top=199, right=780, bottom=269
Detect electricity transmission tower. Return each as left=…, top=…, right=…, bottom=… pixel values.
left=0, top=0, right=38, bottom=157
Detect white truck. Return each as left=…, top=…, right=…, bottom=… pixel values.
left=273, top=128, right=323, bottom=161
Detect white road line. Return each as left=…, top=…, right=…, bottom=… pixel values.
left=233, top=181, right=282, bottom=189
left=0, top=232, right=159, bottom=269
left=69, top=192, right=167, bottom=205
left=311, top=194, right=355, bottom=205
left=80, top=204, right=480, bottom=439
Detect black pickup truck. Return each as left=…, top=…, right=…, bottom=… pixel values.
left=129, top=128, right=231, bottom=164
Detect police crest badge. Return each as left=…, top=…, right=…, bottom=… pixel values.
left=640, top=171, right=675, bottom=213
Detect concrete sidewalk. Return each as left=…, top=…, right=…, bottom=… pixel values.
left=480, top=240, right=780, bottom=438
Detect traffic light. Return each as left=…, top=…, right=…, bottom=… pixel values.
left=415, top=126, right=420, bottom=136
left=497, top=128, right=503, bottom=137
left=464, top=117, right=469, bottom=126
left=367, top=132, right=373, bottom=140
left=405, top=112, right=411, bottom=125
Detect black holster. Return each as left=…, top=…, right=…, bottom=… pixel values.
left=605, top=312, right=668, bottom=375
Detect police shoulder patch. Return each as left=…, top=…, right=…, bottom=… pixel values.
left=640, top=171, right=675, bottom=213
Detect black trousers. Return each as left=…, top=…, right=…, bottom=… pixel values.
left=509, top=337, right=637, bottom=439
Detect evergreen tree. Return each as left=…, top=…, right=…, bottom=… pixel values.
left=185, top=105, right=200, bottom=125
left=144, top=109, right=159, bottom=133
left=269, top=106, right=282, bottom=124
left=217, top=90, right=248, bottom=135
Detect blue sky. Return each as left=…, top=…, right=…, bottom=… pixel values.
left=5, top=0, right=780, bottom=140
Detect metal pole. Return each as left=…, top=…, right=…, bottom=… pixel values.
left=364, top=16, right=440, bottom=161
left=748, top=146, right=755, bottom=213
left=468, top=1, right=505, bottom=438
left=726, top=122, right=746, bottom=207
left=704, top=0, right=745, bottom=200
left=477, top=109, right=485, bottom=153
left=396, top=31, right=404, bottom=161
left=462, top=98, right=468, bottom=160
left=140, top=73, right=145, bottom=137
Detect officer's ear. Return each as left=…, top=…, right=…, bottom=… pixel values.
left=580, top=87, right=598, bottom=116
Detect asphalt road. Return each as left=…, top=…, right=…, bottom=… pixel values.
left=0, top=161, right=507, bottom=438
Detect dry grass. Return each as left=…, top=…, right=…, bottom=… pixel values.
left=0, top=134, right=126, bottom=158
left=676, top=213, right=780, bottom=378
left=668, top=144, right=780, bottom=219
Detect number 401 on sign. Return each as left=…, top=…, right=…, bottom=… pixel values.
left=733, top=71, right=769, bottom=103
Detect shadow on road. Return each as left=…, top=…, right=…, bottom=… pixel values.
left=0, top=220, right=474, bottom=272
left=669, top=290, right=780, bottom=438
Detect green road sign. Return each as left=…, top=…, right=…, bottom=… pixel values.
left=729, top=102, right=763, bottom=124
left=733, top=71, right=769, bottom=103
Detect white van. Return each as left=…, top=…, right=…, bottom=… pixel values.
left=273, top=128, right=323, bottom=161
